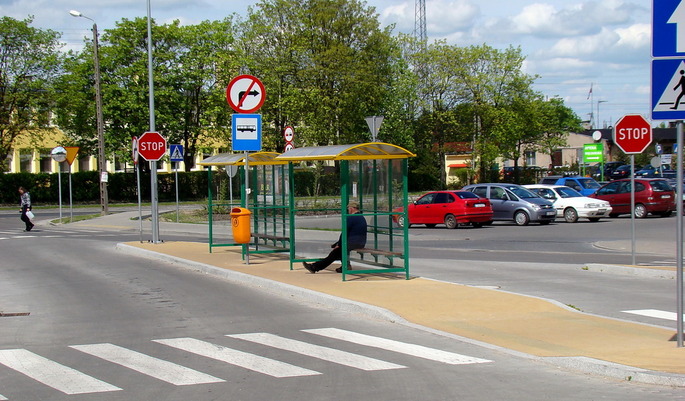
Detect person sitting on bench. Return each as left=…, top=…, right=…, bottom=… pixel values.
left=303, top=201, right=367, bottom=273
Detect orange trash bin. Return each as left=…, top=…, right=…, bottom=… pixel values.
left=230, top=207, right=252, bottom=244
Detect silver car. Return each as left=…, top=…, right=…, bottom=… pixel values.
left=462, top=183, right=556, bottom=225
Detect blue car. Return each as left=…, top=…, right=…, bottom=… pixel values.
left=538, top=175, right=601, bottom=196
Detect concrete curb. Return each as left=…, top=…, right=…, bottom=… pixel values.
left=116, top=242, right=685, bottom=387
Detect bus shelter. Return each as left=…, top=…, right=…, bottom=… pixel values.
left=275, top=142, right=414, bottom=281
left=198, top=152, right=290, bottom=257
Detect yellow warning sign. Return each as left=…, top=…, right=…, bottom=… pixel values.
left=65, top=146, right=80, bottom=166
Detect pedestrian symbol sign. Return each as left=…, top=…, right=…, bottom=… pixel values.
left=652, top=59, right=685, bottom=120
left=170, top=144, right=184, bottom=162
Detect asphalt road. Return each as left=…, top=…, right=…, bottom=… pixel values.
left=1, top=209, right=684, bottom=399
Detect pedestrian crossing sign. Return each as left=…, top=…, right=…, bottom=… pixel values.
left=652, top=58, right=685, bottom=120
left=170, top=144, right=184, bottom=162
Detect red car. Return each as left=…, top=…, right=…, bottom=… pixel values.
left=589, top=178, right=676, bottom=218
left=393, top=190, right=493, bottom=228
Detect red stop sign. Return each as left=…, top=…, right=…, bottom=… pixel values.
left=613, top=115, right=652, bottom=154
left=138, top=131, right=167, bottom=161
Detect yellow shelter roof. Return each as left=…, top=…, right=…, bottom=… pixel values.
left=275, top=142, right=415, bottom=161
left=198, top=151, right=286, bottom=166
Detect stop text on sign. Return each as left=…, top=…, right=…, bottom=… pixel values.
left=617, top=127, right=650, bottom=141
left=139, top=141, right=165, bottom=151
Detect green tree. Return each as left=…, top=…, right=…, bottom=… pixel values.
left=55, top=17, right=238, bottom=170
left=240, top=0, right=400, bottom=148
left=493, top=95, right=580, bottom=183
left=0, top=16, right=62, bottom=172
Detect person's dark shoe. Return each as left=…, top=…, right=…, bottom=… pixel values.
left=302, top=262, right=316, bottom=274
left=335, top=267, right=342, bottom=273
left=27, top=224, right=33, bottom=232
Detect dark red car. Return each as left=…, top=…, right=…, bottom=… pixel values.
left=589, top=178, right=676, bottom=218
left=393, top=191, right=493, bottom=228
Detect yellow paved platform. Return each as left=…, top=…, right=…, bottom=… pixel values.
left=124, top=241, right=685, bottom=377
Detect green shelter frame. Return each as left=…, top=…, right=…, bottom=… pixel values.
left=276, top=142, right=414, bottom=281
left=198, top=152, right=291, bottom=256
left=198, top=143, right=414, bottom=281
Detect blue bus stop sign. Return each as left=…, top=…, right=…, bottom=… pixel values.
left=232, top=114, right=262, bottom=151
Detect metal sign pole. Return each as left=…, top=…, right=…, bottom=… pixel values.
left=137, top=162, right=143, bottom=243
left=244, top=151, right=250, bottom=265
left=677, top=121, right=684, bottom=347
left=69, top=163, right=73, bottom=223
left=146, top=0, right=160, bottom=244
left=58, top=164, right=63, bottom=223
left=630, top=154, right=636, bottom=266
left=175, top=162, right=179, bottom=223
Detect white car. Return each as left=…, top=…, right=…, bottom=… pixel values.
left=523, top=184, right=613, bottom=223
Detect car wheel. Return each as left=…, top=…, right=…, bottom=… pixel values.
left=425, top=224, right=437, bottom=228
left=563, top=207, right=579, bottom=223
left=444, top=214, right=458, bottom=229
left=634, top=203, right=647, bottom=218
left=397, top=215, right=406, bottom=228
left=514, top=211, right=530, bottom=226
left=588, top=217, right=601, bottom=222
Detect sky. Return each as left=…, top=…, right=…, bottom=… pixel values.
left=1, top=0, right=657, bottom=129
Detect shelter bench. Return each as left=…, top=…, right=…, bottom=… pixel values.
left=354, top=247, right=403, bottom=260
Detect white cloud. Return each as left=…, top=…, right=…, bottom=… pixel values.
left=545, top=23, right=649, bottom=64
left=379, top=0, right=479, bottom=34
left=481, top=0, right=643, bottom=40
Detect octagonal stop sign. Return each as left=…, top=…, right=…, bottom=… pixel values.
left=138, top=131, right=167, bottom=161
left=613, top=114, right=652, bottom=154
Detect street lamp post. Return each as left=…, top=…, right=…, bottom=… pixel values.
left=597, top=100, right=608, bottom=130
left=70, top=10, right=108, bottom=215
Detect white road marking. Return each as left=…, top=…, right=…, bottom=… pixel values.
left=69, top=343, right=224, bottom=386
left=304, top=328, right=492, bottom=365
left=0, top=349, right=121, bottom=394
left=227, top=333, right=405, bottom=371
left=155, top=337, right=320, bottom=378
left=0, top=394, right=6, bottom=400
left=623, top=309, right=682, bottom=321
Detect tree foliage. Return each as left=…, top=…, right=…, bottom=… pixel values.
left=0, top=16, right=63, bottom=172
left=55, top=17, right=238, bottom=171
left=21, top=2, right=583, bottom=188
left=240, top=0, right=403, bottom=148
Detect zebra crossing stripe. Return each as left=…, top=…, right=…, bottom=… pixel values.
left=623, top=309, right=681, bottom=321
left=0, top=349, right=121, bottom=394
left=303, top=328, right=492, bottom=365
left=227, top=333, right=406, bottom=371
left=69, top=343, right=224, bottom=386
left=154, top=337, right=321, bottom=378
left=0, top=394, right=6, bottom=400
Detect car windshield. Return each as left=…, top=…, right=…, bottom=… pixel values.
left=650, top=180, right=673, bottom=192
left=504, top=186, right=539, bottom=199
left=556, top=186, right=582, bottom=198
left=577, top=178, right=600, bottom=189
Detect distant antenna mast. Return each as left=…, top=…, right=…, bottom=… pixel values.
left=414, top=0, right=427, bottom=48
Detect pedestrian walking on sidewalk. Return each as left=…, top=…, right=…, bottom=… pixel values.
left=18, top=186, right=34, bottom=232
left=303, top=201, right=367, bottom=273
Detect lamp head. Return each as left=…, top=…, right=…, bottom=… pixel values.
left=69, top=10, right=82, bottom=17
